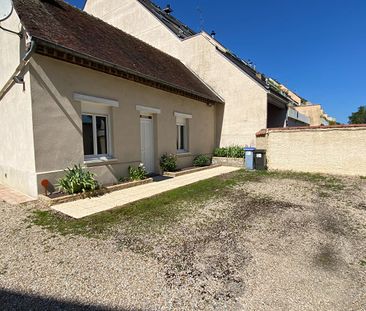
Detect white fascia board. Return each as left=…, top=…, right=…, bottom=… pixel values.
left=136, top=105, right=161, bottom=114
left=174, top=112, right=192, bottom=119
left=73, top=93, right=119, bottom=107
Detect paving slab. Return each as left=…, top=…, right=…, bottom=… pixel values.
left=0, top=184, right=35, bottom=205
left=52, top=166, right=241, bottom=219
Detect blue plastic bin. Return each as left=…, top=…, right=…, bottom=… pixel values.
left=244, top=147, right=256, bottom=170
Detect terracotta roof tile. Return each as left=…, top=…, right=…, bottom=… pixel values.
left=13, top=0, right=222, bottom=104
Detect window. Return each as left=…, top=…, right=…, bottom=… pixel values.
left=176, top=116, right=188, bottom=152
left=82, top=114, right=110, bottom=157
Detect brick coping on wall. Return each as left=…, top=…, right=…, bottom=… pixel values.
left=256, top=124, right=366, bottom=137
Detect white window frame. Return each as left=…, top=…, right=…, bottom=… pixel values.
left=82, top=113, right=112, bottom=160
left=74, top=93, right=119, bottom=108
left=136, top=105, right=161, bottom=114
left=175, top=112, right=192, bottom=153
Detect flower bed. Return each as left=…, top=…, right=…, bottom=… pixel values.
left=40, top=178, right=153, bottom=206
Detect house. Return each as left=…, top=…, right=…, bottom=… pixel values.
left=0, top=0, right=223, bottom=197
left=84, top=0, right=309, bottom=147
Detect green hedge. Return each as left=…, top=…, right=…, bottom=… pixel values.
left=213, top=146, right=245, bottom=158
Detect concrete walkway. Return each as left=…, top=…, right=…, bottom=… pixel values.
left=0, top=184, right=35, bottom=205
left=53, top=166, right=240, bottom=219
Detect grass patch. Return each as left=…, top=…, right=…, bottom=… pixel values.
left=360, top=176, right=366, bottom=180
left=360, top=259, right=366, bottom=266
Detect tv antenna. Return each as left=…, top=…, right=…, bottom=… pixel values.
left=196, top=4, right=205, bottom=31
left=0, top=0, right=22, bottom=37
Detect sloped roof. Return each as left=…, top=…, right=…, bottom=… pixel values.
left=12, top=0, right=222, bottom=104
left=137, top=0, right=292, bottom=103
left=216, top=48, right=267, bottom=88
left=137, top=0, right=196, bottom=39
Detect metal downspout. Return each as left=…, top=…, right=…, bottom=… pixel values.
left=0, top=39, right=37, bottom=100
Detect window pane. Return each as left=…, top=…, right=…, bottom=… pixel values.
left=96, top=116, right=108, bottom=155
left=176, top=125, right=180, bottom=150
left=176, top=125, right=186, bottom=151
left=82, top=115, right=94, bottom=155
left=180, top=125, right=185, bottom=150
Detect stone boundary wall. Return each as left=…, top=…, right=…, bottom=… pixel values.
left=256, top=124, right=366, bottom=176
left=212, top=157, right=244, bottom=168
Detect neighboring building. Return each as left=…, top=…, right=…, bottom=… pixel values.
left=0, top=0, right=223, bottom=197
left=268, top=79, right=336, bottom=126
left=85, top=0, right=303, bottom=147
left=294, top=104, right=337, bottom=126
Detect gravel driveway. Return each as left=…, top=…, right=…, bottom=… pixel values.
left=0, top=171, right=365, bottom=310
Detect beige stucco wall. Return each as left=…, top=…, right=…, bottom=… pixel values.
left=181, top=34, right=268, bottom=147
left=257, top=127, right=366, bottom=176
left=84, top=0, right=182, bottom=59
left=255, top=135, right=268, bottom=150
left=84, top=0, right=269, bottom=147
left=294, top=105, right=323, bottom=126
left=0, top=12, right=37, bottom=197
left=30, top=55, right=216, bottom=194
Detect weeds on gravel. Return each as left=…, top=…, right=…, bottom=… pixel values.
left=265, top=170, right=345, bottom=194
left=30, top=169, right=345, bottom=237
left=360, top=259, right=366, bottom=266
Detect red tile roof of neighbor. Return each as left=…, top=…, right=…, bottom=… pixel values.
left=256, top=124, right=366, bottom=137
left=13, top=0, right=223, bottom=105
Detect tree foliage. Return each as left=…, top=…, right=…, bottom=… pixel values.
left=349, top=106, right=366, bottom=124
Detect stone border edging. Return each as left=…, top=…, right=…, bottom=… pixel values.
left=163, top=164, right=221, bottom=177
left=40, top=178, right=154, bottom=206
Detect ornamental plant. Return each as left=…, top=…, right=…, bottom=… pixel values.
left=160, top=153, right=177, bottom=172
left=58, top=165, right=99, bottom=195
left=213, top=146, right=245, bottom=158
left=128, top=163, right=148, bottom=181
left=193, top=154, right=211, bottom=167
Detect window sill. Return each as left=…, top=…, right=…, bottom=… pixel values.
left=84, top=157, right=119, bottom=167
left=176, top=152, right=192, bottom=157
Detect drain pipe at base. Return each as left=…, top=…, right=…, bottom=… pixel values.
left=0, top=38, right=36, bottom=101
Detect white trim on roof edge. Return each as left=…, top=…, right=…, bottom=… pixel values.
left=136, top=105, right=161, bottom=114
left=73, top=93, right=119, bottom=107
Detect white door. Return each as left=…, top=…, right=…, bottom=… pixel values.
left=140, top=115, right=155, bottom=173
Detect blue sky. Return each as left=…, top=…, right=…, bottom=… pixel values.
left=67, top=0, right=366, bottom=123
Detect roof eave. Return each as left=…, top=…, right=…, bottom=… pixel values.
left=32, top=37, right=223, bottom=105
left=268, top=91, right=290, bottom=109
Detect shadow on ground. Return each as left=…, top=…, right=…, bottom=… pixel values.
left=0, top=288, right=142, bottom=311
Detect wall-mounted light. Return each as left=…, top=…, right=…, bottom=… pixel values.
left=13, top=76, right=24, bottom=84
left=13, top=75, right=25, bottom=91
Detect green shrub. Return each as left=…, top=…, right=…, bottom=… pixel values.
left=213, top=146, right=245, bottom=158
left=213, top=147, right=227, bottom=157
left=128, top=163, right=147, bottom=181
left=160, top=153, right=177, bottom=172
left=58, top=165, right=99, bottom=195
left=193, top=154, right=211, bottom=167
